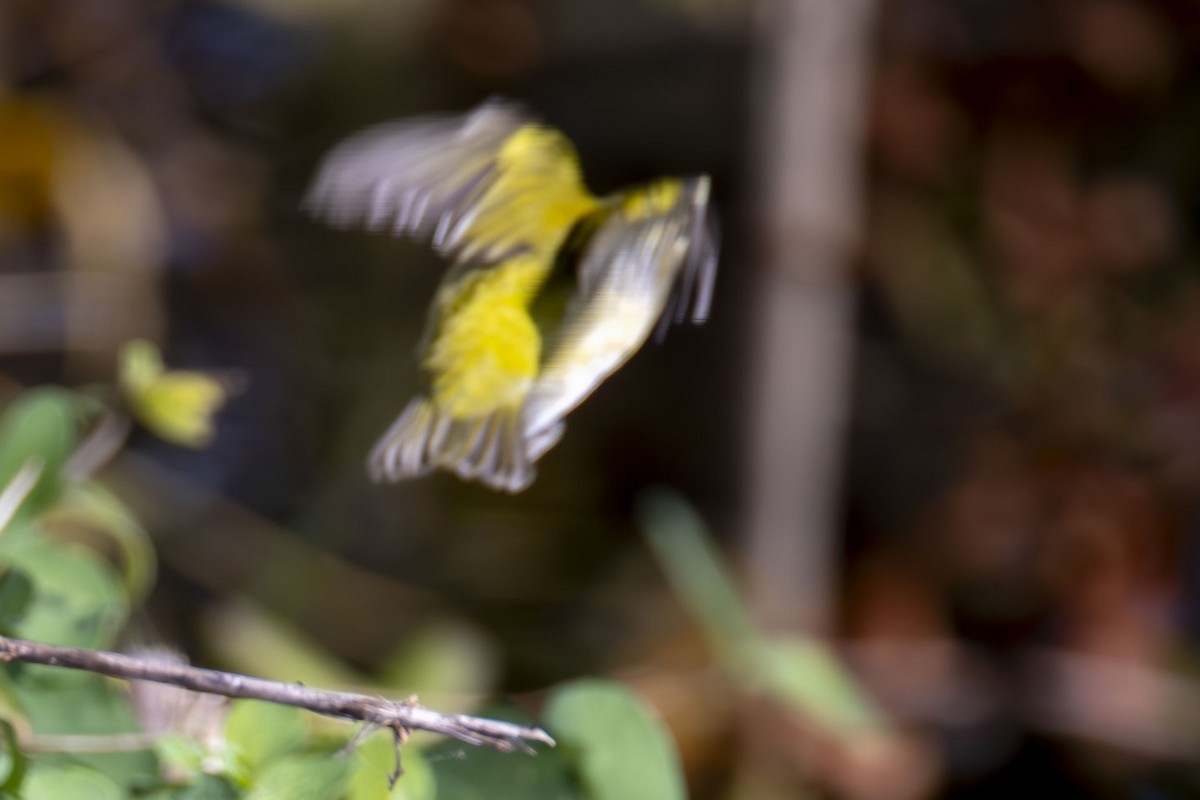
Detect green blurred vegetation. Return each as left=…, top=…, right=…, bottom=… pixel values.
left=0, top=367, right=696, bottom=799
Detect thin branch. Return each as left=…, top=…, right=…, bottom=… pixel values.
left=63, top=411, right=131, bottom=482
left=0, top=635, right=555, bottom=753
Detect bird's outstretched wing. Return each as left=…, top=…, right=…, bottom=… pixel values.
left=305, top=99, right=597, bottom=264
left=521, top=176, right=717, bottom=444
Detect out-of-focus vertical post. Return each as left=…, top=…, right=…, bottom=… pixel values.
left=744, top=0, right=876, bottom=634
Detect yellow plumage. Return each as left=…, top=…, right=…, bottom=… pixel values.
left=426, top=255, right=544, bottom=418
left=306, top=98, right=717, bottom=492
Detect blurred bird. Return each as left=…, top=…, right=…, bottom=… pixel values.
left=306, top=99, right=717, bottom=492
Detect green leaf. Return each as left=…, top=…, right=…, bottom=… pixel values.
left=155, top=732, right=210, bottom=783
left=10, top=673, right=156, bottom=787
left=21, top=762, right=123, bottom=800
left=223, top=701, right=308, bottom=779
left=376, top=619, right=497, bottom=710
left=0, top=568, right=33, bottom=634
left=0, top=720, right=27, bottom=794
left=0, top=669, right=30, bottom=738
left=428, top=706, right=577, bottom=800
left=746, top=637, right=881, bottom=737
left=140, top=773, right=242, bottom=800
left=0, top=463, right=44, bottom=539
left=346, top=732, right=435, bottom=800
left=638, top=490, right=884, bottom=741
left=245, top=754, right=347, bottom=800
left=44, top=482, right=156, bottom=603
left=4, top=538, right=127, bottom=651
left=0, top=388, right=80, bottom=522
left=638, top=489, right=755, bottom=660
left=175, top=773, right=241, bottom=800
left=545, top=679, right=685, bottom=800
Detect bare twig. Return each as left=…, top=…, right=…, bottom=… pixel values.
left=63, top=411, right=131, bottom=482
left=388, top=725, right=407, bottom=788
left=0, top=635, right=555, bottom=753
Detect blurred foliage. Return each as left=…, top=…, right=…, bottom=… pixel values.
left=119, top=342, right=231, bottom=450
left=0, top=391, right=79, bottom=523
left=544, top=679, right=687, bottom=800
left=641, top=490, right=881, bottom=740
left=0, top=358, right=690, bottom=797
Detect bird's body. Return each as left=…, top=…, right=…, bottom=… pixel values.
left=306, top=99, right=717, bottom=492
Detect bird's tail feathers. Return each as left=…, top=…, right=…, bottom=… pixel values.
left=368, top=397, right=538, bottom=493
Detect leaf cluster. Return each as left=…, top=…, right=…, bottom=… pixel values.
left=0, top=378, right=689, bottom=799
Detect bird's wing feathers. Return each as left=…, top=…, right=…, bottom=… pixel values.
left=305, top=99, right=595, bottom=264
left=521, top=177, right=717, bottom=439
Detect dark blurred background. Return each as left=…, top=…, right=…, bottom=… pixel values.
left=4, top=0, right=1200, bottom=797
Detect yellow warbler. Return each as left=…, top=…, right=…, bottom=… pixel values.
left=306, top=99, right=718, bottom=492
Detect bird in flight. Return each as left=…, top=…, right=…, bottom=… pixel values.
left=306, top=98, right=718, bottom=492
